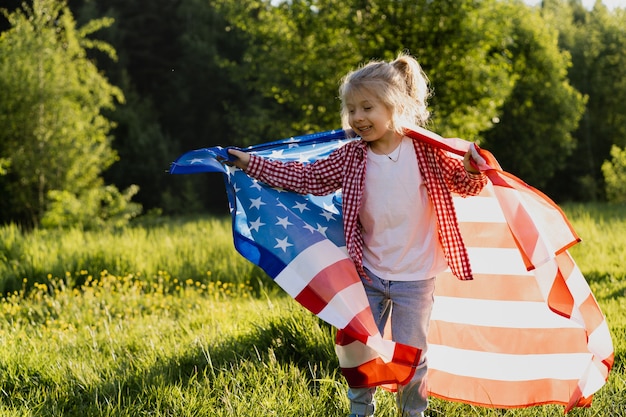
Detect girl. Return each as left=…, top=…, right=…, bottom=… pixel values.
left=228, top=52, right=487, bottom=417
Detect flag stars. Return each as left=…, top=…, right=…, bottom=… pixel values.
left=249, top=197, right=265, bottom=209
left=250, top=180, right=263, bottom=191
left=249, top=217, right=266, bottom=232
left=276, top=216, right=293, bottom=229
left=320, top=210, right=335, bottom=221
left=226, top=165, right=239, bottom=176
left=274, top=236, right=293, bottom=252
left=269, top=149, right=285, bottom=159
left=316, top=223, right=328, bottom=236
left=292, top=201, right=309, bottom=213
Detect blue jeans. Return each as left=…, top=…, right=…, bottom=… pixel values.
left=348, top=269, right=435, bottom=417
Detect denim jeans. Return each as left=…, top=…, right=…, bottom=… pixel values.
left=348, top=269, right=435, bottom=417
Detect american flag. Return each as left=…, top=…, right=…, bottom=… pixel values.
left=170, top=128, right=613, bottom=412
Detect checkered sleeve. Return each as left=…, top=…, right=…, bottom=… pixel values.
left=246, top=147, right=345, bottom=196
left=436, top=149, right=487, bottom=197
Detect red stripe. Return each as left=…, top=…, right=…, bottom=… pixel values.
left=294, top=258, right=359, bottom=315
left=435, top=272, right=545, bottom=302
left=428, top=321, right=590, bottom=354
left=335, top=309, right=380, bottom=345
left=459, top=222, right=518, bottom=248
left=547, top=267, right=574, bottom=319
left=579, top=294, right=607, bottom=334
left=428, top=369, right=587, bottom=409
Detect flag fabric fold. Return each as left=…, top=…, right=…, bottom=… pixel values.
left=170, top=128, right=613, bottom=412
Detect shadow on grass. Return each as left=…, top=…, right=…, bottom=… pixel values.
left=49, top=312, right=339, bottom=415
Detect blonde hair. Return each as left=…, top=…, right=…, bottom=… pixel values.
left=339, top=52, right=431, bottom=134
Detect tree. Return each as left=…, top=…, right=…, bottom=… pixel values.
left=345, top=0, right=518, bottom=141
left=482, top=1, right=585, bottom=192
left=554, top=1, right=626, bottom=200
left=602, top=145, right=626, bottom=203
left=212, top=0, right=361, bottom=144
left=0, top=0, right=139, bottom=228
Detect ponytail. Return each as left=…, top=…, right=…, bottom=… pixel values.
left=339, top=52, right=432, bottom=131
left=391, top=52, right=431, bottom=127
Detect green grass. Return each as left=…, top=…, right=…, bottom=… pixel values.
left=0, top=204, right=624, bottom=416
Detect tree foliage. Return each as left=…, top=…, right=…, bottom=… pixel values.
left=539, top=0, right=626, bottom=200
left=602, top=145, right=626, bottom=203
left=0, top=0, right=138, bottom=228
left=1, top=0, right=626, bottom=226
left=482, top=1, right=585, bottom=190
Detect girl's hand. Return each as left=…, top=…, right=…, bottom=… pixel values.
left=463, top=146, right=481, bottom=175
left=227, top=148, right=251, bottom=170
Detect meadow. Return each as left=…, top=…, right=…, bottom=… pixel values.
left=0, top=204, right=624, bottom=417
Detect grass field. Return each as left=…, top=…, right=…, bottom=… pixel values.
left=0, top=204, right=624, bottom=416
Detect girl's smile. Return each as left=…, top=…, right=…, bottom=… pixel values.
left=345, top=90, right=402, bottom=154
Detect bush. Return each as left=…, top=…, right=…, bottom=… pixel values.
left=41, top=184, right=142, bottom=230
left=601, top=145, right=626, bottom=203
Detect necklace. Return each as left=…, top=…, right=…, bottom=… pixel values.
left=384, top=140, right=402, bottom=162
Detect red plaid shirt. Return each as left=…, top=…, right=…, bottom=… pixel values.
left=247, top=138, right=487, bottom=280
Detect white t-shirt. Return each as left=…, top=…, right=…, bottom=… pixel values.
left=360, top=137, right=448, bottom=281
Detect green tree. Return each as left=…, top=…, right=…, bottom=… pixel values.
left=555, top=1, right=626, bottom=200
left=482, top=1, right=585, bottom=192
left=0, top=0, right=139, bottom=228
left=345, top=0, right=517, bottom=141
left=602, top=145, right=626, bottom=203
left=212, top=0, right=360, bottom=145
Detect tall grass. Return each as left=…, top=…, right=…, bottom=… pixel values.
left=0, top=217, right=267, bottom=294
left=0, top=204, right=623, bottom=416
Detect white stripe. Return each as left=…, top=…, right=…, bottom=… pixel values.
left=274, top=239, right=349, bottom=297
left=588, top=322, right=614, bottom=360
left=318, top=282, right=370, bottom=329
left=335, top=341, right=379, bottom=368
left=532, top=259, right=559, bottom=301
left=567, top=267, right=594, bottom=305
left=465, top=247, right=533, bottom=276
left=581, top=361, right=611, bottom=398
left=432, top=296, right=580, bottom=329
left=429, top=344, right=592, bottom=381
left=453, top=195, right=506, bottom=223
left=335, top=336, right=396, bottom=368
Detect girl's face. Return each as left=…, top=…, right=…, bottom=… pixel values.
left=344, top=90, right=396, bottom=144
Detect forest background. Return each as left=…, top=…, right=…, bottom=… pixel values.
left=1, top=0, right=626, bottom=229
left=0, top=1, right=625, bottom=415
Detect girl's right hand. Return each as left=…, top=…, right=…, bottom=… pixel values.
left=227, top=148, right=251, bottom=170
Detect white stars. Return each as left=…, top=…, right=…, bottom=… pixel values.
left=250, top=180, right=263, bottom=191
left=249, top=217, right=265, bottom=232
left=298, top=153, right=311, bottom=163
left=320, top=210, right=336, bottom=221
left=269, top=149, right=285, bottom=159
left=292, top=201, right=309, bottom=213
left=226, top=165, right=239, bottom=176
left=274, top=237, right=293, bottom=252
left=249, top=197, right=265, bottom=209
left=189, top=158, right=204, bottom=164
left=315, top=223, right=328, bottom=236
left=276, top=216, right=293, bottom=229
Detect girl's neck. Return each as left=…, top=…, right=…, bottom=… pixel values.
left=369, top=132, right=403, bottom=155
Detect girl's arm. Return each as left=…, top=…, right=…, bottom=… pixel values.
left=227, top=147, right=344, bottom=196
left=439, top=148, right=487, bottom=197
